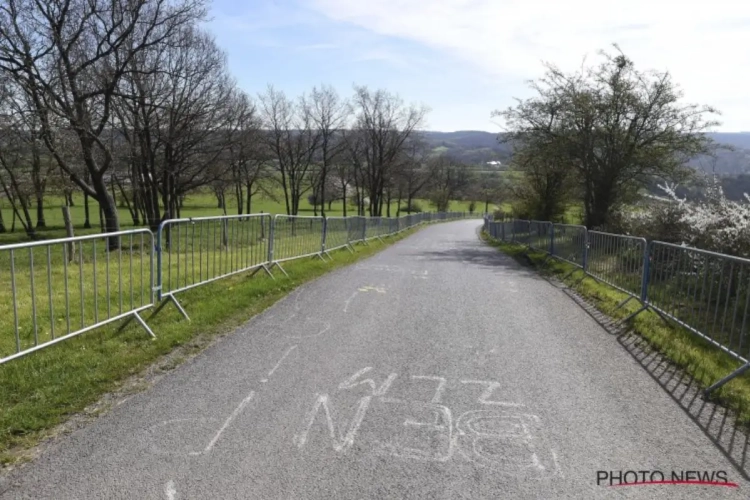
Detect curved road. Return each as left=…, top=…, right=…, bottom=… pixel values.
left=1, top=220, right=748, bottom=499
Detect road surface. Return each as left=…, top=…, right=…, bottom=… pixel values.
left=1, top=220, right=748, bottom=499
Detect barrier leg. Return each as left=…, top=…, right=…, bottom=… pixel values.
left=617, top=304, right=647, bottom=324
left=116, top=310, right=157, bottom=337
left=249, top=264, right=275, bottom=280
left=148, top=294, right=190, bottom=322
left=614, top=296, right=635, bottom=311
left=269, top=261, right=289, bottom=277
left=133, top=311, right=156, bottom=338
left=705, top=362, right=750, bottom=396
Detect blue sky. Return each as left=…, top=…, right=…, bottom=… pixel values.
left=206, top=0, right=750, bottom=133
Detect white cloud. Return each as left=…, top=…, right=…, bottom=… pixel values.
left=308, top=0, right=750, bottom=131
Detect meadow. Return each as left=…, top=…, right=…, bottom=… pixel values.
left=0, top=191, right=488, bottom=245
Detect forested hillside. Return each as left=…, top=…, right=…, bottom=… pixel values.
left=423, top=130, right=750, bottom=176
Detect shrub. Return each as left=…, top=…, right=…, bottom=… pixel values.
left=399, top=202, right=422, bottom=213
left=615, top=176, right=750, bottom=257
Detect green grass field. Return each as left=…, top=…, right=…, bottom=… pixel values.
left=0, top=224, right=426, bottom=465
left=0, top=192, right=491, bottom=245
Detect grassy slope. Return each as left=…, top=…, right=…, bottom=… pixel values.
left=0, top=227, right=420, bottom=466
left=481, top=233, right=750, bottom=428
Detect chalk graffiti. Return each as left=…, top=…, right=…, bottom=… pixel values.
left=294, top=368, right=562, bottom=479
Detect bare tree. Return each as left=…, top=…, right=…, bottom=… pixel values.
left=305, top=85, right=349, bottom=217
left=258, top=86, right=321, bottom=215
left=395, top=136, right=431, bottom=214
left=0, top=80, right=57, bottom=235
left=349, top=86, right=427, bottom=216
left=113, top=22, right=238, bottom=228
left=0, top=0, right=207, bottom=246
left=227, top=92, right=269, bottom=214
left=426, top=154, right=472, bottom=212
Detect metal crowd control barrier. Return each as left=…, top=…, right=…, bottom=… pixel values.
left=365, top=217, right=385, bottom=241
left=551, top=224, right=588, bottom=271
left=481, top=218, right=750, bottom=395
left=586, top=231, right=648, bottom=307
left=646, top=242, right=750, bottom=394
left=323, top=217, right=354, bottom=256
left=347, top=216, right=367, bottom=245
left=529, top=221, right=552, bottom=254
left=387, top=217, right=399, bottom=234
left=155, top=214, right=272, bottom=320
left=0, top=211, right=476, bottom=365
left=512, top=220, right=531, bottom=245
left=0, top=229, right=155, bottom=364
left=269, top=215, right=325, bottom=276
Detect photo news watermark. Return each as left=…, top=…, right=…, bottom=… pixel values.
left=596, top=470, right=738, bottom=488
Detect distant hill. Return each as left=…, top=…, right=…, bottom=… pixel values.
left=709, top=133, right=750, bottom=150
left=423, top=130, right=750, bottom=175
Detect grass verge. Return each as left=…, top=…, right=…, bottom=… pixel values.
left=0, top=228, right=420, bottom=466
left=481, top=231, right=750, bottom=428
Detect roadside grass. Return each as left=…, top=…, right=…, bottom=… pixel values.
left=0, top=227, right=420, bottom=466
left=481, top=232, right=750, bottom=428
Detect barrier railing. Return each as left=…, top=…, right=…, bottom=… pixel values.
left=155, top=214, right=271, bottom=319
left=388, top=217, right=400, bottom=234
left=483, top=218, right=750, bottom=395
left=529, top=221, right=552, bottom=254
left=551, top=224, right=587, bottom=270
left=323, top=217, right=352, bottom=255
left=365, top=217, right=385, bottom=240
left=586, top=231, right=647, bottom=301
left=347, top=216, right=367, bottom=244
left=269, top=215, right=325, bottom=275
left=512, top=219, right=531, bottom=245
left=0, top=229, right=155, bottom=364
left=0, top=211, right=472, bottom=364
left=647, top=242, right=750, bottom=393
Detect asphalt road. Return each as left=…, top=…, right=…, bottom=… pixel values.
left=1, top=220, right=749, bottom=499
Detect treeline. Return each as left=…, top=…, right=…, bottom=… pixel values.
left=495, top=46, right=720, bottom=229
left=0, top=0, right=503, bottom=243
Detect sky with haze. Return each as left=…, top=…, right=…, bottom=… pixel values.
left=205, top=0, right=750, bottom=133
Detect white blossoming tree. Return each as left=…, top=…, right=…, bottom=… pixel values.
left=617, top=175, right=750, bottom=257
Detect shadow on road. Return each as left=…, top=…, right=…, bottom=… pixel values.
left=415, top=245, right=544, bottom=279
left=555, top=283, right=750, bottom=481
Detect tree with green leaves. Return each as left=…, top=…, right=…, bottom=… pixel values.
left=494, top=46, right=719, bottom=228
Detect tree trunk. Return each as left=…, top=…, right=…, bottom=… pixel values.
left=35, top=194, right=46, bottom=228
left=93, top=177, right=121, bottom=249
left=341, top=183, right=347, bottom=217
left=584, top=181, right=615, bottom=229
left=320, top=174, right=326, bottom=218
left=0, top=206, right=5, bottom=233
left=247, top=182, right=253, bottom=214
left=83, top=192, right=91, bottom=229
left=235, top=183, right=243, bottom=215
